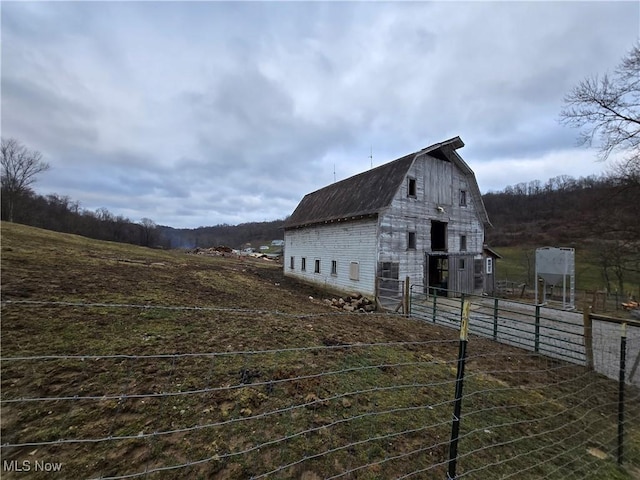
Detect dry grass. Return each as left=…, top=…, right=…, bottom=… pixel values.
left=1, top=222, right=639, bottom=479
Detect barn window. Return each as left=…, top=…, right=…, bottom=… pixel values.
left=314, top=259, right=321, bottom=274
left=301, top=257, right=306, bottom=272
left=290, top=256, right=295, bottom=270
left=349, top=262, right=360, bottom=281
left=407, top=231, right=416, bottom=250
left=380, top=262, right=399, bottom=279
left=407, top=177, right=417, bottom=197
left=459, top=258, right=466, bottom=270
left=486, top=257, right=493, bottom=274
left=331, top=260, right=337, bottom=276
left=460, top=235, right=467, bottom=251
left=460, top=190, right=467, bottom=206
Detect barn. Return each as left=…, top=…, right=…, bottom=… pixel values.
left=283, top=136, right=494, bottom=298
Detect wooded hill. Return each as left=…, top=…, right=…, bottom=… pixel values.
left=161, top=173, right=639, bottom=253
left=3, top=172, right=638, bottom=254
left=483, top=174, right=639, bottom=293
left=157, top=220, right=285, bottom=250
left=483, top=174, right=639, bottom=248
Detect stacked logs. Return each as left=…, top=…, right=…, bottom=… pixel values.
left=324, top=293, right=376, bottom=312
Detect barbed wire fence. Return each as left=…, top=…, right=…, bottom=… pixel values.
left=1, top=300, right=639, bottom=479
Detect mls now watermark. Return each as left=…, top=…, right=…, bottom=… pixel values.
left=3, top=459, right=63, bottom=473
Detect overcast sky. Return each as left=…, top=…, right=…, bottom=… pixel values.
left=2, top=1, right=638, bottom=229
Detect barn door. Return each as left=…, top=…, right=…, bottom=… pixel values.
left=379, top=262, right=399, bottom=292
left=426, top=254, right=448, bottom=296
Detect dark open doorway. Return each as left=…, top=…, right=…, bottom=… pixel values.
left=431, top=221, right=447, bottom=251
left=427, top=254, right=448, bottom=296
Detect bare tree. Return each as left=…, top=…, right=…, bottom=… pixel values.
left=1, top=138, right=50, bottom=222
left=562, top=44, right=640, bottom=289
left=139, top=217, right=157, bottom=247
left=560, top=43, right=640, bottom=182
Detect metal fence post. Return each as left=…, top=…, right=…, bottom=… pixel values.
left=534, top=304, right=541, bottom=353
left=493, top=298, right=499, bottom=341
left=583, top=304, right=594, bottom=371
left=432, top=292, right=438, bottom=324
left=404, top=276, right=410, bottom=317
left=447, top=300, right=470, bottom=479
left=618, top=322, right=627, bottom=466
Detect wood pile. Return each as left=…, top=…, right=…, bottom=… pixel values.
left=189, top=246, right=234, bottom=257
left=324, top=293, right=376, bottom=312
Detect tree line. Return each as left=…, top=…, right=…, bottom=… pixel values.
left=1, top=187, right=161, bottom=247
left=158, top=220, right=285, bottom=250
left=0, top=137, right=158, bottom=247
left=0, top=137, right=283, bottom=249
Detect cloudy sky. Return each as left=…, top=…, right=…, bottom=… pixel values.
left=2, top=1, right=638, bottom=229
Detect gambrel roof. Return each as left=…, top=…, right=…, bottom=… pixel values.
left=284, top=136, right=490, bottom=229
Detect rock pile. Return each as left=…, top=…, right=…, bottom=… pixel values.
left=324, top=293, right=376, bottom=312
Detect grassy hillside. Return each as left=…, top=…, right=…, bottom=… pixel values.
left=1, top=222, right=638, bottom=479
left=493, top=244, right=640, bottom=299
left=495, top=246, right=599, bottom=290
left=483, top=177, right=640, bottom=299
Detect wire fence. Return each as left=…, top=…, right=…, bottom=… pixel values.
left=1, top=300, right=639, bottom=479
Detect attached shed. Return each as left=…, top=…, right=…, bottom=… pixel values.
left=283, top=136, right=493, bottom=297
left=483, top=245, right=502, bottom=296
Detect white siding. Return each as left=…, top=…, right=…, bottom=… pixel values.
left=284, top=218, right=378, bottom=296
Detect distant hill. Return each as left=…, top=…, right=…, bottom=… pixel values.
left=157, top=219, right=286, bottom=250
left=4, top=171, right=637, bottom=260
left=157, top=174, right=639, bottom=253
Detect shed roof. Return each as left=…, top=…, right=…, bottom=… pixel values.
left=483, top=245, right=503, bottom=259
left=284, top=136, right=489, bottom=229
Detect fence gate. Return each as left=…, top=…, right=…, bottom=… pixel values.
left=376, top=275, right=408, bottom=313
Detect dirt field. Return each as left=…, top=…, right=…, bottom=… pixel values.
left=1, top=222, right=639, bottom=479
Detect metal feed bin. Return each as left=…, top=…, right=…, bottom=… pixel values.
left=535, top=247, right=575, bottom=309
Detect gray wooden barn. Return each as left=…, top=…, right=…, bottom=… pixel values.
left=283, top=136, right=494, bottom=297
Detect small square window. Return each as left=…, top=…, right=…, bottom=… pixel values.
left=331, top=260, right=337, bottom=275
left=460, top=190, right=467, bottom=207
left=314, top=259, right=321, bottom=274
left=408, top=178, right=417, bottom=197
left=301, top=257, right=306, bottom=272
left=290, top=256, right=295, bottom=269
left=460, top=235, right=467, bottom=251
left=407, top=231, right=416, bottom=250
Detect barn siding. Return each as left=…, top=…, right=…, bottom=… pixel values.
left=284, top=218, right=378, bottom=296
left=284, top=144, right=489, bottom=299
left=378, top=153, right=485, bottom=293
